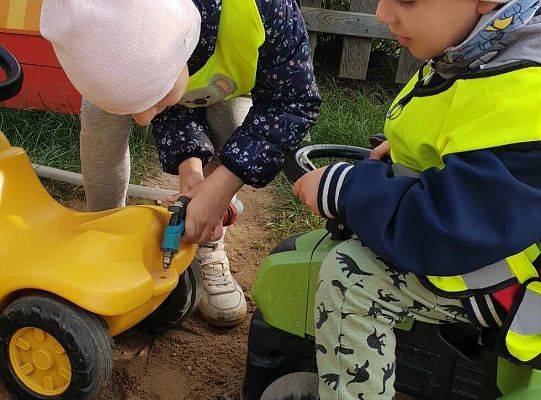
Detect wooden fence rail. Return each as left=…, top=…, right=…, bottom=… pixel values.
left=300, top=1, right=423, bottom=83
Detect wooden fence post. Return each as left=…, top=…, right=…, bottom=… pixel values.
left=396, top=48, right=423, bottom=83
left=301, top=0, right=322, bottom=64
left=301, top=4, right=423, bottom=84
left=338, top=0, right=378, bottom=80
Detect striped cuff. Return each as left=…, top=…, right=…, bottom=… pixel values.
left=461, top=294, right=507, bottom=328
left=317, top=162, right=354, bottom=219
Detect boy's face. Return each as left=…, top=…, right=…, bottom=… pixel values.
left=376, top=0, right=499, bottom=60
left=131, top=65, right=190, bottom=126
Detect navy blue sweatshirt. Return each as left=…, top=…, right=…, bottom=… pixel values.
left=318, top=143, right=541, bottom=277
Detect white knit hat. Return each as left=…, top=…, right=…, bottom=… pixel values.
left=40, top=0, right=201, bottom=115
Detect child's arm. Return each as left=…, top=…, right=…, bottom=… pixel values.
left=164, top=157, right=205, bottom=204
left=299, top=145, right=541, bottom=276
left=217, top=0, right=321, bottom=189
left=151, top=106, right=214, bottom=175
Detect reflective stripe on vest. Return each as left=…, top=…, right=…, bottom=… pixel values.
left=427, top=260, right=516, bottom=294
left=427, top=243, right=541, bottom=297
left=427, top=251, right=538, bottom=298
left=426, top=247, right=539, bottom=296
left=390, top=166, right=541, bottom=365
left=390, top=163, right=540, bottom=297
left=391, top=163, right=420, bottom=178
left=180, top=0, right=265, bottom=108
left=505, top=281, right=541, bottom=362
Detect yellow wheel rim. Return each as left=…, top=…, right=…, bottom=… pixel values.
left=9, top=327, right=72, bottom=396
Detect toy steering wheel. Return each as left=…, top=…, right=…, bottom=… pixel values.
left=285, top=144, right=372, bottom=240
left=285, top=144, right=372, bottom=183
left=0, top=46, right=23, bottom=102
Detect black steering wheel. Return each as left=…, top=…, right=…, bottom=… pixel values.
left=285, top=144, right=372, bottom=240
left=285, top=144, right=372, bottom=183
left=0, top=46, right=23, bottom=102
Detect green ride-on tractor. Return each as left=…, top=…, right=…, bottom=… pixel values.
left=241, top=145, right=541, bottom=400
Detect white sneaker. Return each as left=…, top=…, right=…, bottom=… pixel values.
left=197, top=229, right=247, bottom=327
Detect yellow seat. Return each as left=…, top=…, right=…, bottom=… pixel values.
left=0, top=133, right=195, bottom=335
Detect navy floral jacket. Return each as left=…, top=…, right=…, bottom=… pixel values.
left=151, top=0, right=321, bottom=188
left=152, top=0, right=321, bottom=187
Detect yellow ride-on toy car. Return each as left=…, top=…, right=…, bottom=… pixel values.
left=0, top=46, right=201, bottom=399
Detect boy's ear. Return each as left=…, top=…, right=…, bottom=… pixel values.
left=477, top=1, right=500, bottom=15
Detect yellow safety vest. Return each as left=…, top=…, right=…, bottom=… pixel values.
left=384, top=62, right=541, bottom=365
left=179, top=0, right=265, bottom=108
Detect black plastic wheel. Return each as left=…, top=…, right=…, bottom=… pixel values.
left=243, top=311, right=500, bottom=400
left=259, top=372, right=319, bottom=400
left=0, top=294, right=113, bottom=400
left=139, top=261, right=203, bottom=332
left=242, top=310, right=318, bottom=400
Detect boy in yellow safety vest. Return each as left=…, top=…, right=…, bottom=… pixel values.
left=40, top=0, right=321, bottom=328
left=294, top=0, right=541, bottom=399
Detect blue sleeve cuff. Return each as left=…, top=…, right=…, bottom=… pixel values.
left=317, top=162, right=354, bottom=219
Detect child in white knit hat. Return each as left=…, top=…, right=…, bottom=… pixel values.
left=41, top=0, right=321, bottom=327
left=292, top=0, right=541, bottom=399
left=40, top=0, right=200, bottom=120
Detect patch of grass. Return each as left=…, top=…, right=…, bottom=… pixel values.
left=268, top=80, right=396, bottom=239
left=309, top=80, right=392, bottom=146
left=267, top=173, right=325, bottom=237
left=0, top=108, right=81, bottom=171
left=0, top=107, right=154, bottom=183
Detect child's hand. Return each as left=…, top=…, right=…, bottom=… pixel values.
left=165, top=157, right=204, bottom=204
left=370, top=140, right=390, bottom=160
left=292, top=167, right=326, bottom=217
left=182, top=166, right=243, bottom=244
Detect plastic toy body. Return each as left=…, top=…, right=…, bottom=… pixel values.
left=0, top=46, right=202, bottom=400
left=0, top=132, right=199, bottom=399
left=0, top=0, right=82, bottom=113
left=0, top=133, right=196, bottom=336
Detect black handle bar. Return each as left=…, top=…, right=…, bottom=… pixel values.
left=285, top=144, right=372, bottom=183
left=285, top=144, right=373, bottom=240
left=0, top=46, right=23, bottom=102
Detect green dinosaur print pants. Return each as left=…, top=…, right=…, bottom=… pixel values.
left=315, top=239, right=470, bottom=400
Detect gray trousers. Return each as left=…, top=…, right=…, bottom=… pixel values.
left=316, top=239, right=470, bottom=400
left=80, top=97, right=252, bottom=211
